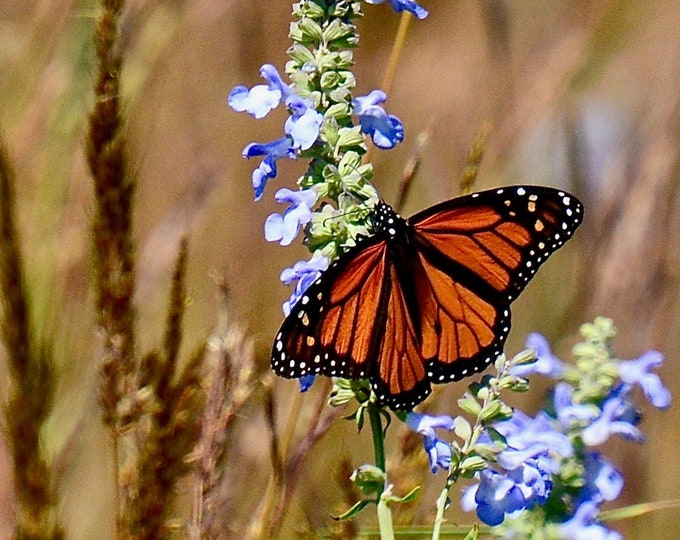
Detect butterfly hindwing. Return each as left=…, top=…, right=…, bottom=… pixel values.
left=369, top=262, right=432, bottom=410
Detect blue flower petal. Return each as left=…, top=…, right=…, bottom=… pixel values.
left=582, top=396, right=644, bottom=446
left=265, top=188, right=318, bottom=246
left=280, top=253, right=329, bottom=315
left=405, top=413, right=455, bottom=473
left=618, top=351, right=671, bottom=409
left=228, top=84, right=282, bottom=119
left=474, top=470, right=527, bottom=526
left=299, top=374, right=316, bottom=392
left=511, top=332, right=565, bottom=378
left=364, top=0, right=429, bottom=19
left=259, top=63, right=292, bottom=97
left=424, top=436, right=451, bottom=473
left=559, top=502, right=622, bottom=540
left=285, top=106, right=323, bottom=150
left=405, top=412, right=455, bottom=437
left=353, top=90, right=405, bottom=149
left=553, top=382, right=599, bottom=428
left=580, top=452, right=623, bottom=504
left=243, top=137, right=296, bottom=200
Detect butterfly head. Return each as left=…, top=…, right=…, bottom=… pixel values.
left=371, top=200, right=406, bottom=240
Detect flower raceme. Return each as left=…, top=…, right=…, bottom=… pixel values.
left=402, top=321, right=670, bottom=537
left=457, top=322, right=670, bottom=535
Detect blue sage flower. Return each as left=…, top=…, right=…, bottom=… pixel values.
left=511, top=333, right=565, bottom=378
left=265, top=188, right=318, bottom=246
left=507, top=461, right=552, bottom=508
left=243, top=137, right=296, bottom=200
left=352, top=90, right=405, bottom=149
left=581, top=394, right=643, bottom=446
left=558, top=501, right=622, bottom=540
left=284, top=94, right=323, bottom=151
left=579, top=452, right=623, bottom=504
left=364, top=0, right=429, bottom=19
left=405, top=412, right=455, bottom=473
left=231, top=65, right=323, bottom=199
left=228, top=64, right=291, bottom=118
left=280, top=253, right=329, bottom=316
left=553, top=382, right=600, bottom=429
left=462, top=460, right=553, bottom=527
left=461, top=469, right=528, bottom=527
left=494, top=410, right=573, bottom=466
left=618, top=350, right=671, bottom=409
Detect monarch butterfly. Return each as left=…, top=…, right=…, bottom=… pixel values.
left=271, top=186, right=583, bottom=410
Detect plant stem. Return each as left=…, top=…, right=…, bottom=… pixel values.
left=368, top=403, right=386, bottom=475
left=368, top=404, right=395, bottom=540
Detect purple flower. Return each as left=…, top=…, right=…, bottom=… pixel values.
left=462, top=469, right=528, bottom=526
left=284, top=95, right=323, bottom=151
left=618, top=351, right=671, bottom=409
left=231, top=64, right=321, bottom=150
left=280, top=253, right=329, bottom=316
left=497, top=443, right=550, bottom=472
left=352, top=90, right=404, bottom=149
left=494, top=410, right=573, bottom=466
left=511, top=333, right=565, bottom=378
left=228, top=64, right=289, bottom=118
left=508, top=461, right=552, bottom=508
left=231, top=65, right=323, bottom=198
left=559, top=502, right=622, bottom=540
left=364, top=0, right=429, bottom=19
left=579, top=452, right=623, bottom=504
left=265, top=188, right=318, bottom=246
left=582, top=395, right=643, bottom=446
left=405, top=413, right=455, bottom=473
left=243, top=137, right=296, bottom=200
left=553, top=383, right=600, bottom=429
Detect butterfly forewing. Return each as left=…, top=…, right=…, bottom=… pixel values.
left=271, top=238, right=388, bottom=381
left=410, top=186, right=582, bottom=383
left=411, top=186, right=583, bottom=301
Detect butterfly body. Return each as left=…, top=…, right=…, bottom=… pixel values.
left=271, top=186, right=583, bottom=410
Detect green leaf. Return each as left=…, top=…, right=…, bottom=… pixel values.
left=333, top=499, right=374, bottom=521
left=463, top=523, right=479, bottom=540
left=383, top=485, right=421, bottom=505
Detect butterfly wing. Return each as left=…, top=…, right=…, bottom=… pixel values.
left=271, top=238, right=387, bottom=382
left=271, top=234, right=433, bottom=409
left=408, top=185, right=583, bottom=383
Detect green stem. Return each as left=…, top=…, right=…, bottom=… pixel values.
left=367, top=404, right=394, bottom=540
left=432, top=474, right=457, bottom=540
left=368, top=403, right=386, bottom=475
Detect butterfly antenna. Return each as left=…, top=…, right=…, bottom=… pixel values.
left=394, top=120, right=433, bottom=213
left=320, top=206, right=365, bottom=229
left=458, top=121, right=492, bottom=196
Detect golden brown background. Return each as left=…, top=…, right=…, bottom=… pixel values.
left=1, top=0, right=680, bottom=537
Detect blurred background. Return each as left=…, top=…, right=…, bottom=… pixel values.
left=1, top=0, right=680, bottom=537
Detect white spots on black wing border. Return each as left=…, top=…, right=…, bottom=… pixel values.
left=500, top=186, right=583, bottom=295
left=373, top=381, right=432, bottom=411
